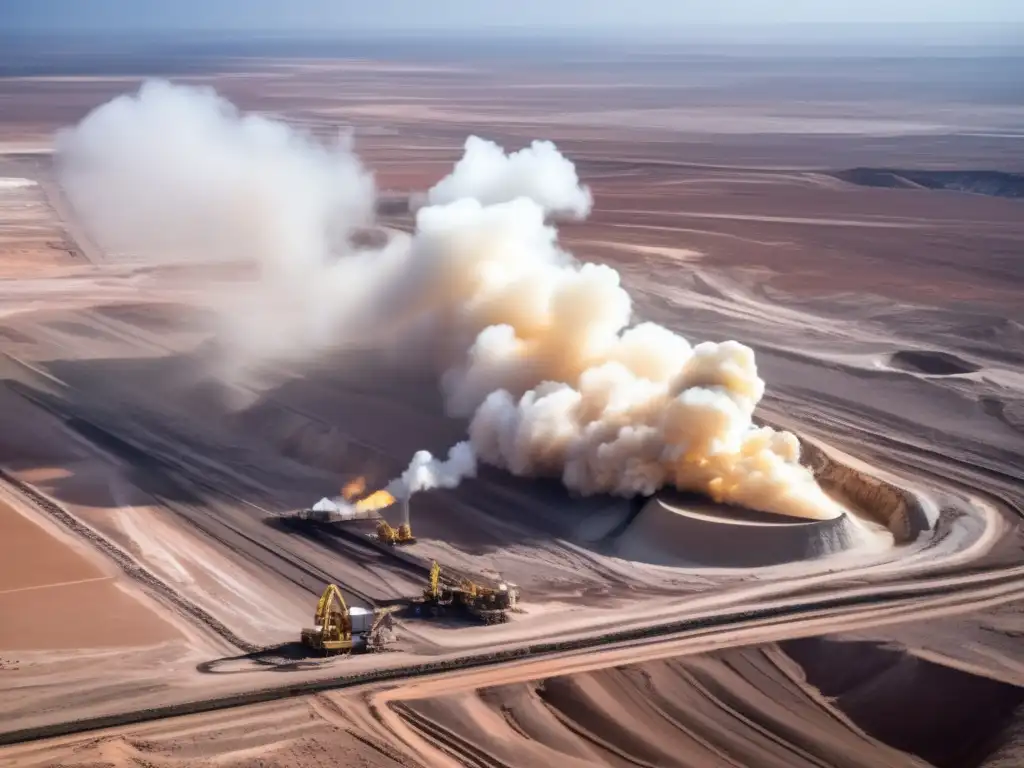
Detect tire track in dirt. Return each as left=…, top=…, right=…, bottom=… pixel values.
left=392, top=702, right=514, bottom=768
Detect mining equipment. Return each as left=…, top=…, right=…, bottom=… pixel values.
left=419, top=560, right=519, bottom=624
left=300, top=583, right=395, bottom=654
left=301, top=500, right=378, bottom=523
left=422, top=560, right=455, bottom=609
left=377, top=520, right=415, bottom=545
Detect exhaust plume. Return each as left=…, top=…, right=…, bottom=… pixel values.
left=427, top=136, right=592, bottom=219
left=60, top=82, right=841, bottom=522
left=386, top=441, right=478, bottom=501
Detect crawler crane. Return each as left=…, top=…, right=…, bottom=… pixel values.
left=300, top=584, right=394, bottom=654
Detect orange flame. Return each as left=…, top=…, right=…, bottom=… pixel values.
left=355, top=489, right=396, bottom=512
left=341, top=477, right=367, bottom=502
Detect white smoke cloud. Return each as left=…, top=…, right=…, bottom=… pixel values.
left=55, top=79, right=379, bottom=366
left=58, top=82, right=840, bottom=522
left=386, top=441, right=478, bottom=499
left=427, top=136, right=593, bottom=219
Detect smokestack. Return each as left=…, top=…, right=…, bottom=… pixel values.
left=402, top=496, right=410, bottom=526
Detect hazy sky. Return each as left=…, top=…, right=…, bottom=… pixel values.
left=5, top=0, right=1024, bottom=35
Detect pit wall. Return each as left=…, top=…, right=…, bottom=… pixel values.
left=798, top=438, right=930, bottom=544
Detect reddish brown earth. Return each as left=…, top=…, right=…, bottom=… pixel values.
left=0, top=497, right=178, bottom=651
left=0, top=38, right=1021, bottom=768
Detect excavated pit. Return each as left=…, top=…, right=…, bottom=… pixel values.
left=887, top=349, right=981, bottom=376
left=783, top=637, right=1024, bottom=768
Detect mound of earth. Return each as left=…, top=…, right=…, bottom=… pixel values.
left=615, top=491, right=861, bottom=568
left=888, top=349, right=980, bottom=376
left=980, top=396, right=1024, bottom=435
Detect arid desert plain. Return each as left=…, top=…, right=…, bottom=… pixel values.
left=0, top=38, right=1022, bottom=768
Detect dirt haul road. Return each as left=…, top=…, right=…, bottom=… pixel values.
left=2, top=576, right=1022, bottom=766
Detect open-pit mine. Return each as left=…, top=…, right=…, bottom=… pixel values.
left=0, top=37, right=1021, bottom=768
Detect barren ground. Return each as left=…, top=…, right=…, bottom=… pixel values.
left=0, top=496, right=179, bottom=651
left=0, top=38, right=1021, bottom=768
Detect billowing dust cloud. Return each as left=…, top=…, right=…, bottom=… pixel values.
left=55, top=79, right=388, bottom=367
left=57, top=80, right=841, bottom=521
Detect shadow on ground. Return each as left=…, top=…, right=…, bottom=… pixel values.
left=782, top=637, right=1024, bottom=768
left=196, top=642, right=339, bottom=674
left=0, top=332, right=631, bottom=564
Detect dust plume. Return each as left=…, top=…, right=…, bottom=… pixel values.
left=389, top=141, right=841, bottom=521
left=54, top=79, right=382, bottom=367
left=59, top=82, right=840, bottom=521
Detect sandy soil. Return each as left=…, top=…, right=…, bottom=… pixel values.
left=0, top=496, right=178, bottom=651
left=0, top=38, right=1021, bottom=767
left=0, top=171, right=77, bottom=277
left=5, top=638, right=1020, bottom=768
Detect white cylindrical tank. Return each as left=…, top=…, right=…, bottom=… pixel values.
left=348, top=606, right=375, bottom=634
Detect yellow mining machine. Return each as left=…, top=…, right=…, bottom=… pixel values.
left=419, top=560, right=519, bottom=624
left=300, top=584, right=395, bottom=654
left=421, top=560, right=455, bottom=610
left=424, top=560, right=442, bottom=601
left=458, top=575, right=519, bottom=624
left=377, top=520, right=415, bottom=546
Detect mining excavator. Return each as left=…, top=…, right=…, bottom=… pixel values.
left=422, top=560, right=454, bottom=607
left=300, top=583, right=395, bottom=654
left=419, top=560, right=519, bottom=624
left=377, top=520, right=415, bottom=546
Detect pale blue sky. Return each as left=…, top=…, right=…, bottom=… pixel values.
left=4, top=0, right=1023, bottom=34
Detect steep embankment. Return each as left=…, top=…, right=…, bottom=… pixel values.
left=833, top=168, right=1024, bottom=199
left=798, top=439, right=930, bottom=544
